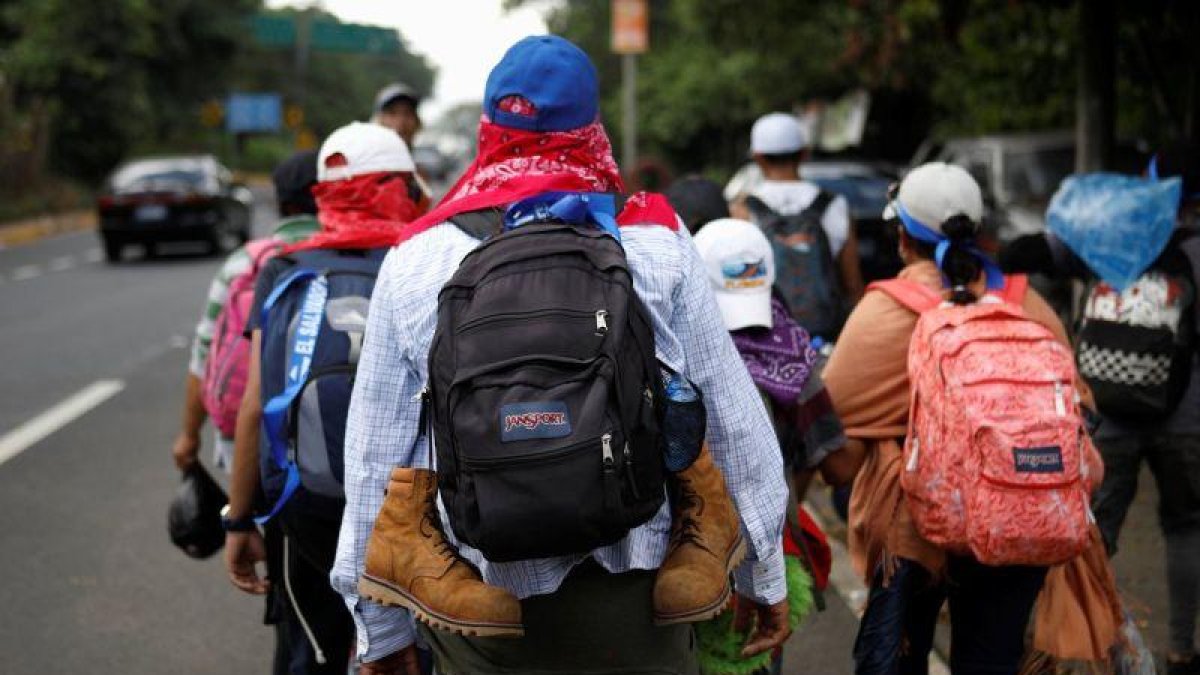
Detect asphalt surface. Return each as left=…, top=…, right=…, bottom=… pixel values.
left=0, top=187, right=1174, bottom=673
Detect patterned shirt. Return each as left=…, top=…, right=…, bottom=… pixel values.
left=332, top=221, right=790, bottom=661
left=187, top=215, right=319, bottom=378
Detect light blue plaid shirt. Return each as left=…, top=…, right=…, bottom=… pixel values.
left=332, top=221, right=789, bottom=661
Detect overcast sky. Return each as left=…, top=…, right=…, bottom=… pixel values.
left=266, top=1, right=552, bottom=120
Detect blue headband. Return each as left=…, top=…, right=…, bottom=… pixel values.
left=894, top=201, right=1004, bottom=290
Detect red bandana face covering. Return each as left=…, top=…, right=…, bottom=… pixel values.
left=286, top=172, right=427, bottom=252
left=396, top=116, right=628, bottom=243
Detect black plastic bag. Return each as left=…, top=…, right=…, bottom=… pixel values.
left=168, top=463, right=227, bottom=559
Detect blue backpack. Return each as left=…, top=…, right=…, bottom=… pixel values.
left=256, top=248, right=387, bottom=522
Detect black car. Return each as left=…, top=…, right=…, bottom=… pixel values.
left=97, top=155, right=253, bottom=262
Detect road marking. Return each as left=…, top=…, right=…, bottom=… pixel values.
left=48, top=255, right=76, bottom=272
left=11, top=264, right=41, bottom=281
left=0, top=380, right=126, bottom=468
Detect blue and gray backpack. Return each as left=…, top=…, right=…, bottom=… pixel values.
left=257, top=248, right=387, bottom=522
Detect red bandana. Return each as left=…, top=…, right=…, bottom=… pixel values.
left=396, top=117, right=677, bottom=244
left=286, top=172, right=426, bottom=253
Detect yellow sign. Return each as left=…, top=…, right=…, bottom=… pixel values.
left=611, top=0, right=648, bottom=54
left=295, top=128, right=318, bottom=151
left=200, top=100, right=224, bottom=128
left=284, top=104, right=305, bottom=131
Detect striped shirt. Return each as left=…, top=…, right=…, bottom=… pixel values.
left=187, top=216, right=319, bottom=378
left=332, top=221, right=789, bottom=661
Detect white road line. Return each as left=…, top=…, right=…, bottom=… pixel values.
left=11, top=264, right=41, bottom=281
left=83, top=248, right=104, bottom=263
left=0, top=380, right=126, bottom=468
left=48, top=255, right=77, bottom=272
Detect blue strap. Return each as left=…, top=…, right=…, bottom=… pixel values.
left=503, top=191, right=621, bottom=242
left=255, top=268, right=329, bottom=525
left=896, top=202, right=1004, bottom=291
left=1148, top=154, right=1160, bottom=181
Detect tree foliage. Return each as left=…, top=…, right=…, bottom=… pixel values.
left=529, top=0, right=1196, bottom=176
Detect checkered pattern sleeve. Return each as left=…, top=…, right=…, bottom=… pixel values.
left=663, top=230, right=790, bottom=605
left=331, top=247, right=421, bottom=661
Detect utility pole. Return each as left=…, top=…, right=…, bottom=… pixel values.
left=612, top=0, right=648, bottom=171
left=622, top=54, right=638, bottom=170
left=1076, top=0, right=1116, bottom=172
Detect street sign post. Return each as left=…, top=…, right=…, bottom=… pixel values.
left=612, top=0, right=648, bottom=172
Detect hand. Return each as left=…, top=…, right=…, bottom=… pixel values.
left=732, top=594, right=792, bottom=658
left=225, top=529, right=269, bottom=595
left=172, top=432, right=200, bottom=471
left=359, top=646, right=422, bottom=675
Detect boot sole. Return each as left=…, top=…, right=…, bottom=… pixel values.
left=653, top=533, right=749, bottom=626
left=358, top=574, right=525, bottom=638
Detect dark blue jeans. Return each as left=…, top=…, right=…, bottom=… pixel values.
left=853, top=556, right=1047, bottom=675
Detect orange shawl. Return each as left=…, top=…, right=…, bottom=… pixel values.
left=823, top=260, right=1120, bottom=663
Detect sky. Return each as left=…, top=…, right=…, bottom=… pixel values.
left=266, top=0, right=552, bottom=120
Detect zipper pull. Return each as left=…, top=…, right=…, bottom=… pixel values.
left=1054, top=381, right=1066, bottom=417
left=906, top=437, right=920, bottom=472
left=595, top=310, right=609, bottom=335
left=601, top=433, right=614, bottom=468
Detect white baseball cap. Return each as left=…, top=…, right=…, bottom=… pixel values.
left=884, top=162, right=984, bottom=231
left=750, top=112, right=809, bottom=155
left=317, top=121, right=415, bottom=182
left=693, top=218, right=776, bottom=330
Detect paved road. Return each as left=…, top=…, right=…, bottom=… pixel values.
left=0, top=189, right=1173, bottom=673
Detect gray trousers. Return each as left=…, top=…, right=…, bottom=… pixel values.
left=419, top=560, right=699, bottom=674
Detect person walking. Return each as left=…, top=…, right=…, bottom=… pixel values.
left=222, top=122, right=428, bottom=674
left=331, top=35, right=792, bottom=675
left=824, top=163, right=1102, bottom=675
left=1001, top=143, right=1200, bottom=675
left=731, top=112, right=864, bottom=340
left=171, top=150, right=320, bottom=474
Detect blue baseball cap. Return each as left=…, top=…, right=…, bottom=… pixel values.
left=484, top=35, right=598, bottom=132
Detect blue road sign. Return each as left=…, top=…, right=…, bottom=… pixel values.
left=226, top=93, right=283, bottom=134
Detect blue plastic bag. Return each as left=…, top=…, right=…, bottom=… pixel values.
left=1046, top=173, right=1182, bottom=291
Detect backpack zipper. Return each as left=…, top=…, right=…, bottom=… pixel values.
left=457, top=308, right=597, bottom=334
left=906, top=437, right=920, bottom=472
left=1054, top=381, right=1066, bottom=417
left=595, top=310, right=609, bottom=335
left=601, top=432, right=614, bottom=468
left=461, top=432, right=615, bottom=470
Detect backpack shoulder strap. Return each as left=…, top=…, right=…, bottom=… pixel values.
left=868, top=279, right=943, bottom=313
left=1000, top=273, right=1028, bottom=306
left=799, top=190, right=836, bottom=222
left=451, top=208, right=506, bottom=240
left=244, top=239, right=283, bottom=273
left=743, top=195, right=779, bottom=229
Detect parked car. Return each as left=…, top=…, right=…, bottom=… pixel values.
left=912, top=130, right=1147, bottom=247
left=97, top=155, right=253, bottom=262
left=723, top=159, right=903, bottom=282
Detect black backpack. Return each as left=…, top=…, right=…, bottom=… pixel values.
left=1076, top=233, right=1197, bottom=421
left=427, top=209, right=666, bottom=562
left=745, top=192, right=846, bottom=339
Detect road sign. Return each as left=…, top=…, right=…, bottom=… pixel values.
left=612, top=0, right=648, bottom=54
left=310, top=19, right=402, bottom=55
left=225, top=93, right=283, bottom=134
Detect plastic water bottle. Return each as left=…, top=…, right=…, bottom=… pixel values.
left=665, top=373, right=697, bottom=403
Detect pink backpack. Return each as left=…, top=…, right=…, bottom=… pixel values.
left=871, top=275, right=1101, bottom=566
left=202, top=239, right=282, bottom=437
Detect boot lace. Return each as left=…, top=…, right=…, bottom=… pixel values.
left=420, top=496, right=464, bottom=561
left=671, top=480, right=711, bottom=552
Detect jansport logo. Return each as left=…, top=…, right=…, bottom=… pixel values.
left=504, top=411, right=568, bottom=433
left=1012, top=446, right=1064, bottom=473
left=499, top=401, right=572, bottom=442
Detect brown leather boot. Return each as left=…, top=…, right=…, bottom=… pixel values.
left=358, top=467, right=524, bottom=637
left=653, top=443, right=747, bottom=625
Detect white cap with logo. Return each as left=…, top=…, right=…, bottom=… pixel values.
left=750, top=112, right=809, bottom=156
left=693, top=218, right=776, bottom=331
left=317, top=121, right=415, bottom=182
left=884, top=162, right=984, bottom=232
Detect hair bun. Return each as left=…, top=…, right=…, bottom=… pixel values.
left=940, top=214, right=979, bottom=241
